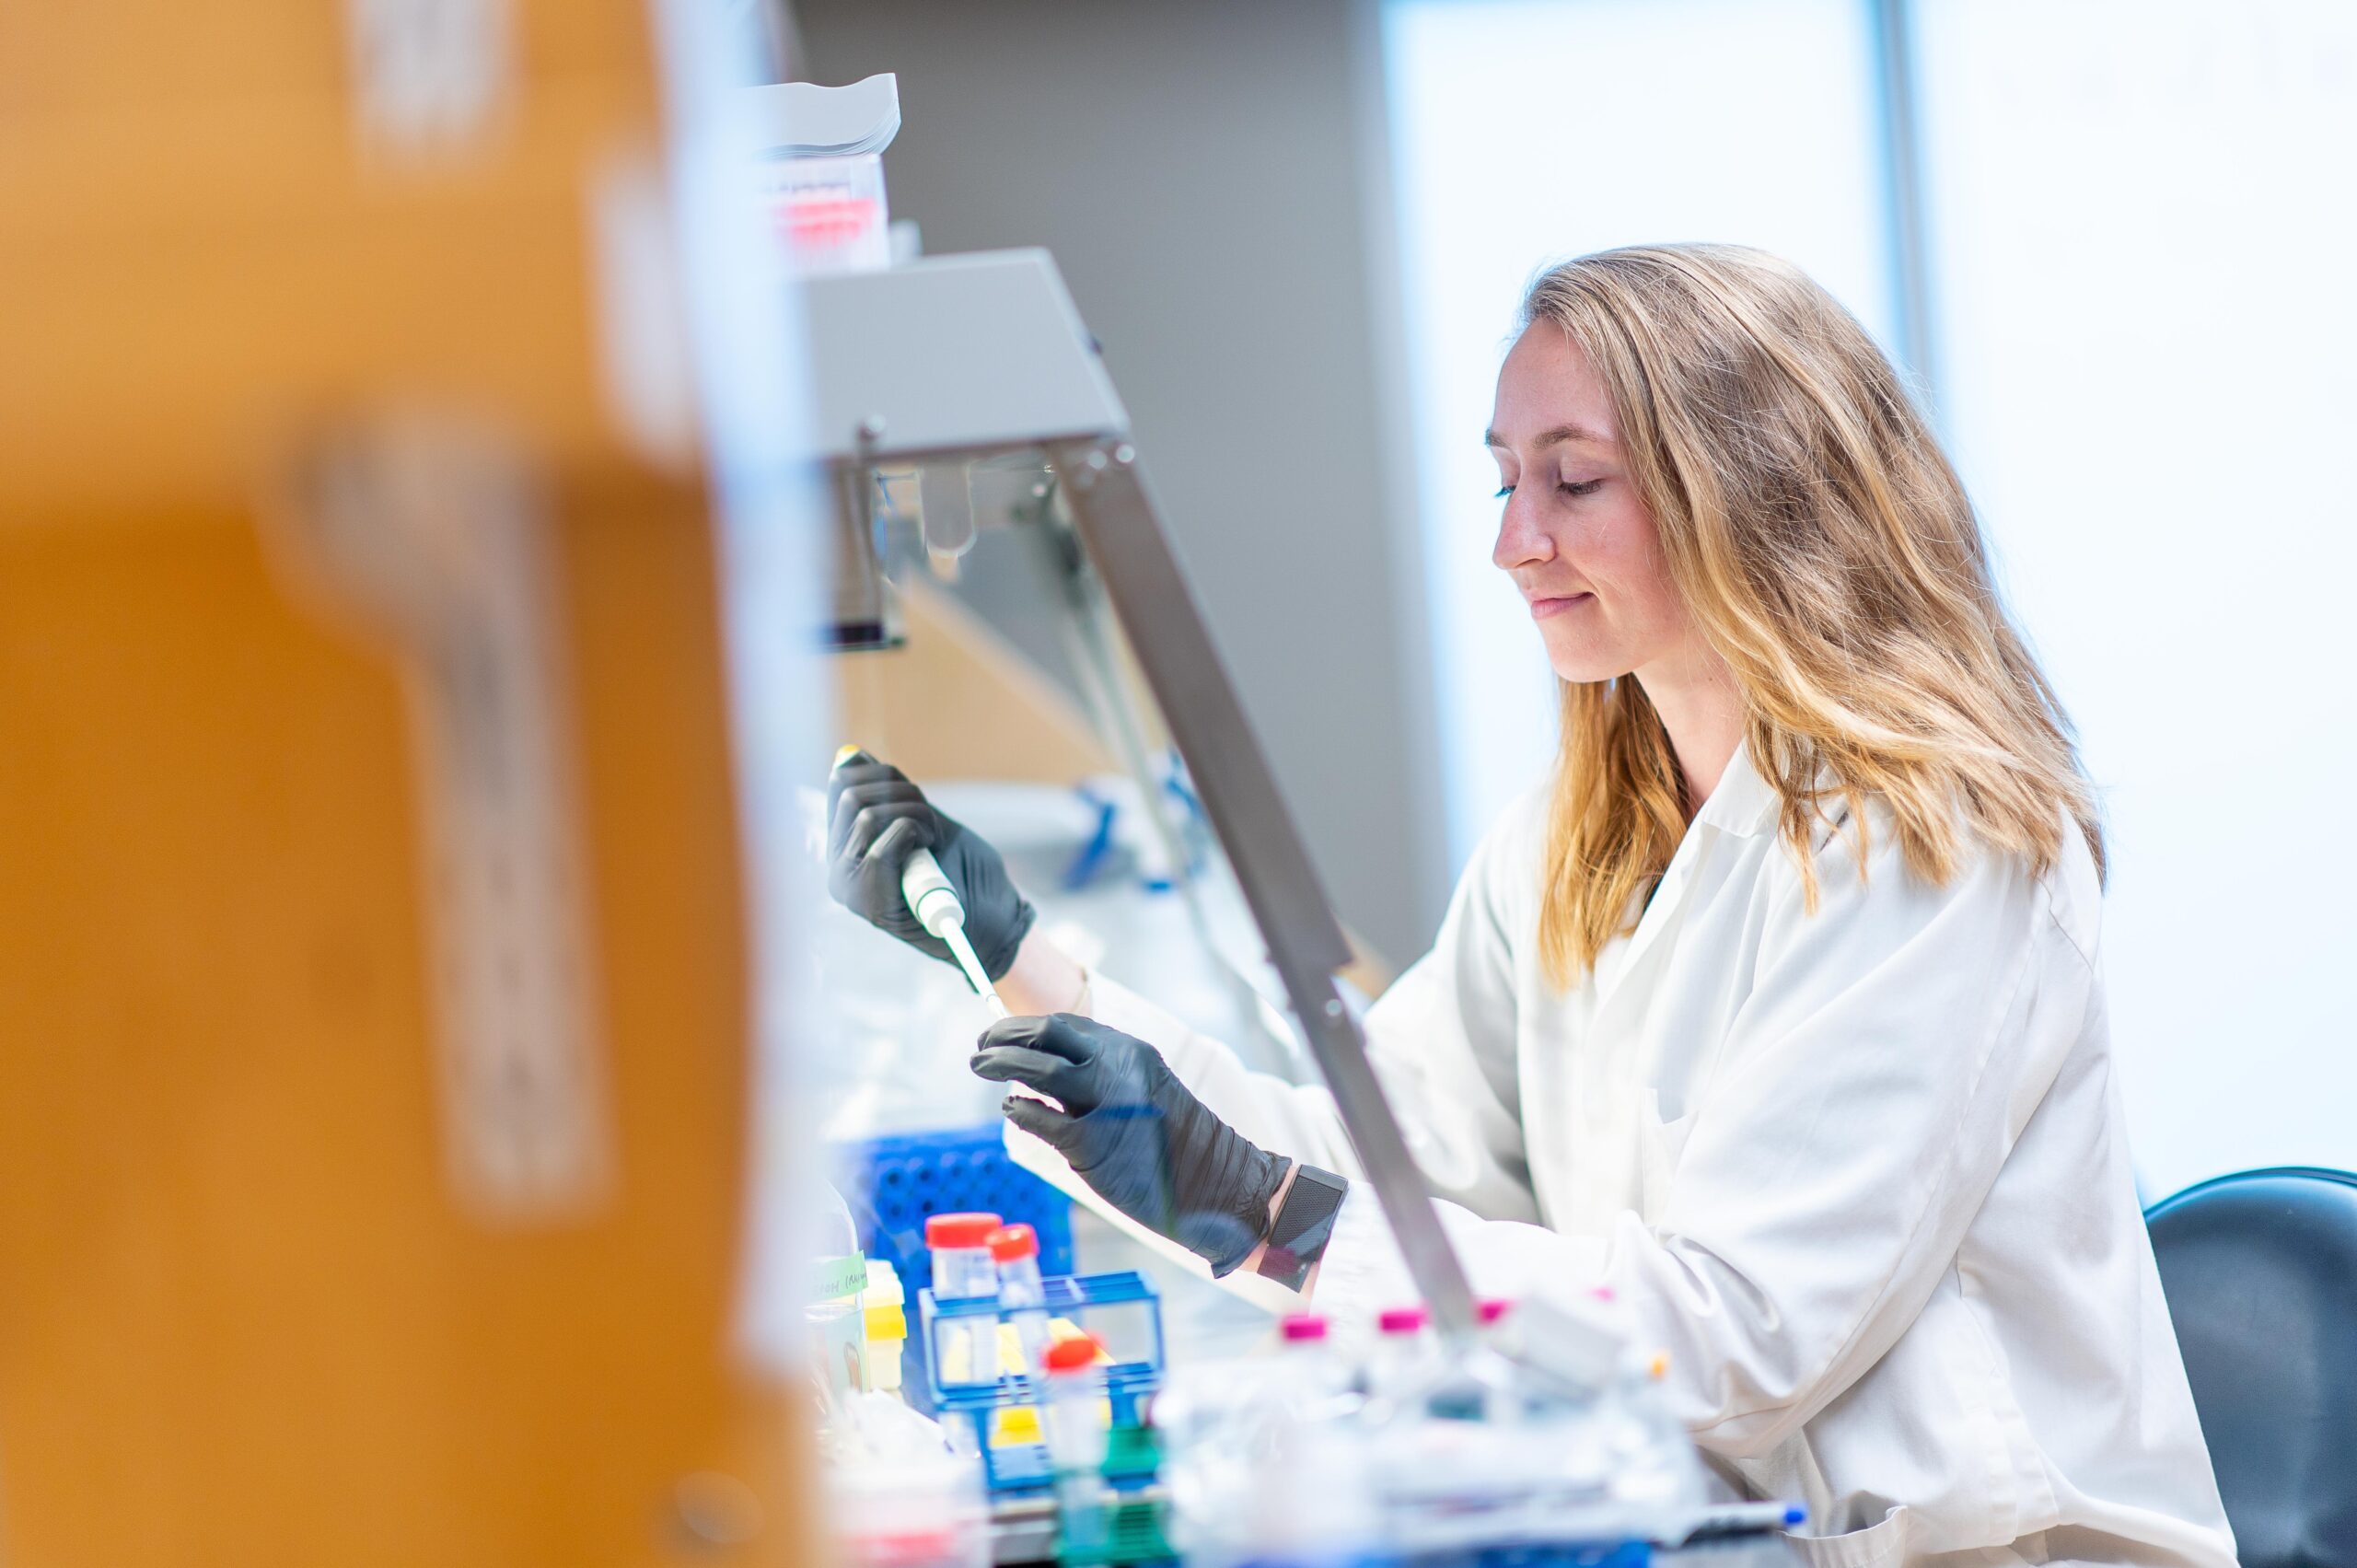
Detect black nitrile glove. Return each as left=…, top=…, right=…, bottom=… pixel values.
left=972, top=1013, right=1288, bottom=1277
left=826, top=751, right=1037, bottom=981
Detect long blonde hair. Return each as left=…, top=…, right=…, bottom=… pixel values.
left=1527, top=244, right=2102, bottom=986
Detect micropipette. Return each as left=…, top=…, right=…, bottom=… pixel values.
left=900, top=844, right=1010, bottom=1019
left=834, top=745, right=1009, bottom=1018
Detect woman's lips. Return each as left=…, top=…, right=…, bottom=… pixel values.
left=1528, top=592, right=1594, bottom=621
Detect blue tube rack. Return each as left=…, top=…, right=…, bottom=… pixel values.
left=919, top=1269, right=1164, bottom=1495
left=836, top=1124, right=1076, bottom=1414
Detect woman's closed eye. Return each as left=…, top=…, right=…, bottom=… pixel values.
left=1495, top=477, right=1604, bottom=500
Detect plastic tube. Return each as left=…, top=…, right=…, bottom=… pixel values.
left=927, top=1211, right=1004, bottom=1388
left=990, top=1223, right=1051, bottom=1377
left=1043, top=1335, right=1110, bottom=1558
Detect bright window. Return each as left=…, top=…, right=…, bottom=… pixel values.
left=1383, top=0, right=1898, bottom=863
left=1916, top=0, right=2357, bottom=1194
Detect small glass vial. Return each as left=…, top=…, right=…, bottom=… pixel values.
left=926, top=1211, right=1003, bottom=1388
left=1368, top=1303, right=1433, bottom=1403
left=1276, top=1312, right=1353, bottom=1422
left=990, top=1223, right=1052, bottom=1377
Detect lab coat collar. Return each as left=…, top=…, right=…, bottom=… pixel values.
left=1595, top=739, right=1777, bottom=1007
left=1692, top=738, right=1781, bottom=840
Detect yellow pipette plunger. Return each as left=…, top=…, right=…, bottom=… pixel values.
left=835, top=746, right=1009, bottom=1019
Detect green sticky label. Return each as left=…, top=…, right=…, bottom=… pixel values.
left=812, top=1252, right=867, bottom=1303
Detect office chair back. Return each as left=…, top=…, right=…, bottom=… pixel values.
left=2146, top=1166, right=2357, bottom=1568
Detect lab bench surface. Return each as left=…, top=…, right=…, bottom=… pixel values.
left=987, top=1497, right=1803, bottom=1568
left=989, top=1493, right=1062, bottom=1566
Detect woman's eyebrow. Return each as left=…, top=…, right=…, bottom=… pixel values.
left=1483, top=422, right=1611, bottom=451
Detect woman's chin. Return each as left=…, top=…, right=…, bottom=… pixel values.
left=1543, top=647, right=1634, bottom=686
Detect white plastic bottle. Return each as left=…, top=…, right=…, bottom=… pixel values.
left=1598, top=1348, right=1708, bottom=1533
left=807, top=1182, right=869, bottom=1411
left=1227, top=1315, right=1381, bottom=1568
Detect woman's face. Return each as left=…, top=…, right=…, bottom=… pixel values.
left=1487, top=325, right=1701, bottom=686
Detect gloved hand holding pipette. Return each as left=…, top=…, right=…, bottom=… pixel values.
left=825, top=748, right=1340, bottom=1290
left=826, top=749, right=1038, bottom=993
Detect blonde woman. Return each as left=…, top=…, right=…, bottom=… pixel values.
left=826, top=245, right=2235, bottom=1568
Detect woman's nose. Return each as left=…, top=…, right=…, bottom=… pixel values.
left=1492, top=492, right=1555, bottom=572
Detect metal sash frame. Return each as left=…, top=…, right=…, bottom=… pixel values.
left=1047, top=436, right=1478, bottom=1340
left=801, top=249, right=1476, bottom=1337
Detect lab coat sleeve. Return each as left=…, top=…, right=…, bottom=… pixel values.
left=1000, top=794, right=1545, bottom=1297
left=1309, top=815, right=2086, bottom=1459
left=1345, top=798, right=1541, bottom=1225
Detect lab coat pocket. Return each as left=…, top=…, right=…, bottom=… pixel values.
left=1636, top=1086, right=1696, bottom=1219
left=1787, top=1504, right=1912, bottom=1568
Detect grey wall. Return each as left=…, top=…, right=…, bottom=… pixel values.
left=796, top=0, right=1448, bottom=964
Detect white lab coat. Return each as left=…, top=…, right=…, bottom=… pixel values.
left=1004, top=744, right=2236, bottom=1568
